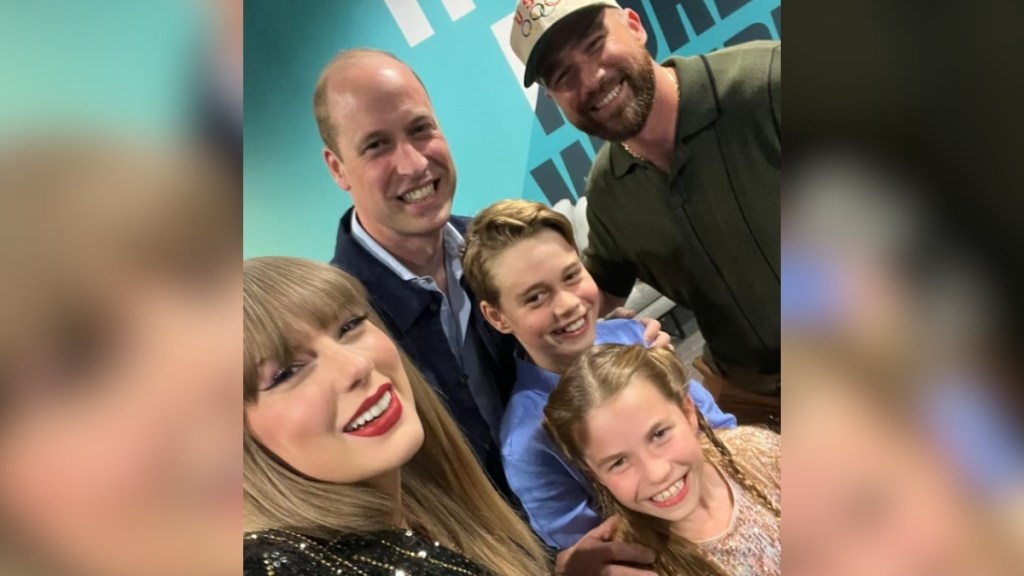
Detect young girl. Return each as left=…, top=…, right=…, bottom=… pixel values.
left=544, top=344, right=781, bottom=576
left=243, top=257, right=549, bottom=576
left=461, top=198, right=733, bottom=550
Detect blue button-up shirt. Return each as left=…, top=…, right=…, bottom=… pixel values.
left=500, top=318, right=736, bottom=549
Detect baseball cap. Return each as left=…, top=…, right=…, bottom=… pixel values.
left=509, top=0, right=620, bottom=87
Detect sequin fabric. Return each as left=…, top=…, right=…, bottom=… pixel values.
left=698, top=426, right=781, bottom=576
left=243, top=528, right=491, bottom=575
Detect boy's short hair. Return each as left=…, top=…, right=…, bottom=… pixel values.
left=462, top=199, right=578, bottom=306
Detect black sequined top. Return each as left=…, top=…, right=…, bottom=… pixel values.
left=244, top=528, right=492, bottom=575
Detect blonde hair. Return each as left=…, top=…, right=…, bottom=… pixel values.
left=243, top=257, right=548, bottom=576
left=544, top=344, right=781, bottom=576
left=462, top=199, right=577, bottom=305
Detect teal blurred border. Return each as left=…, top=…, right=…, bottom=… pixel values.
left=0, top=1, right=205, bottom=140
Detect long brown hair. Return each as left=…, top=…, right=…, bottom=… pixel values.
left=243, top=257, right=548, bottom=576
left=544, top=344, right=780, bottom=576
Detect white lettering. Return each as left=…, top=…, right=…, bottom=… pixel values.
left=492, top=12, right=539, bottom=109
left=382, top=0, right=479, bottom=46
left=440, top=0, right=475, bottom=21
left=382, top=0, right=435, bottom=47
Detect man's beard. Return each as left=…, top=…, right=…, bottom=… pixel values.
left=575, top=55, right=656, bottom=142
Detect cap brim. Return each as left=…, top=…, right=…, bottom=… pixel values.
left=523, top=21, right=560, bottom=88
left=523, top=62, right=537, bottom=88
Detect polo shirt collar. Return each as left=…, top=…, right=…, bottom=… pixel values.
left=609, top=56, right=720, bottom=179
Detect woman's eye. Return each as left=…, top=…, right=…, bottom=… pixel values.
left=264, top=365, right=301, bottom=391
left=338, top=314, right=368, bottom=338
left=609, top=457, right=626, bottom=471
left=653, top=427, right=671, bottom=441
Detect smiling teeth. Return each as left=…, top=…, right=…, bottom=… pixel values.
left=400, top=184, right=434, bottom=203
left=594, top=82, right=622, bottom=110
left=556, top=317, right=585, bottom=334
left=651, top=478, right=685, bottom=503
left=345, top=391, right=392, bottom=432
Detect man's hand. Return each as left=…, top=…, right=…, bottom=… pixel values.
left=554, top=517, right=657, bottom=576
left=635, top=316, right=673, bottom=351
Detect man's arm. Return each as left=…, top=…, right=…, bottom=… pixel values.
left=583, top=192, right=636, bottom=313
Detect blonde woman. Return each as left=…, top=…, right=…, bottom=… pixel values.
left=243, top=257, right=549, bottom=575
left=545, top=345, right=781, bottom=576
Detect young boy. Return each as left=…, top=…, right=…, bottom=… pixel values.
left=462, top=199, right=735, bottom=550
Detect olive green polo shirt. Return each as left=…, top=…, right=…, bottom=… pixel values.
left=584, top=41, right=781, bottom=385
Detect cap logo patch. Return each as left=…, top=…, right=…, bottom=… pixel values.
left=514, top=0, right=563, bottom=37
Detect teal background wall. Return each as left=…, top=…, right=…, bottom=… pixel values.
left=0, top=0, right=204, bottom=139
left=243, top=0, right=781, bottom=259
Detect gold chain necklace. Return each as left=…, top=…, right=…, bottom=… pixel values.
left=621, top=68, right=679, bottom=163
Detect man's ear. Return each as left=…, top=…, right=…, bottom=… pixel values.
left=480, top=300, right=513, bottom=334
left=324, top=147, right=351, bottom=191
left=622, top=8, right=649, bottom=45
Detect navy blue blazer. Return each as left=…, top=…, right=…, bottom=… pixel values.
left=330, top=208, right=519, bottom=503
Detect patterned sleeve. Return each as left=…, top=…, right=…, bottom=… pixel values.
left=761, top=426, right=781, bottom=486
left=716, top=426, right=781, bottom=490
left=745, top=426, right=781, bottom=488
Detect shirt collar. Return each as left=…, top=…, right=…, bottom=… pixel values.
left=351, top=212, right=465, bottom=284
left=610, top=56, right=720, bottom=180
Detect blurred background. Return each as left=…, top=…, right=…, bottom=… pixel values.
left=0, top=1, right=241, bottom=575
left=0, top=0, right=240, bottom=157
left=783, top=149, right=1024, bottom=576
left=784, top=0, right=1024, bottom=573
